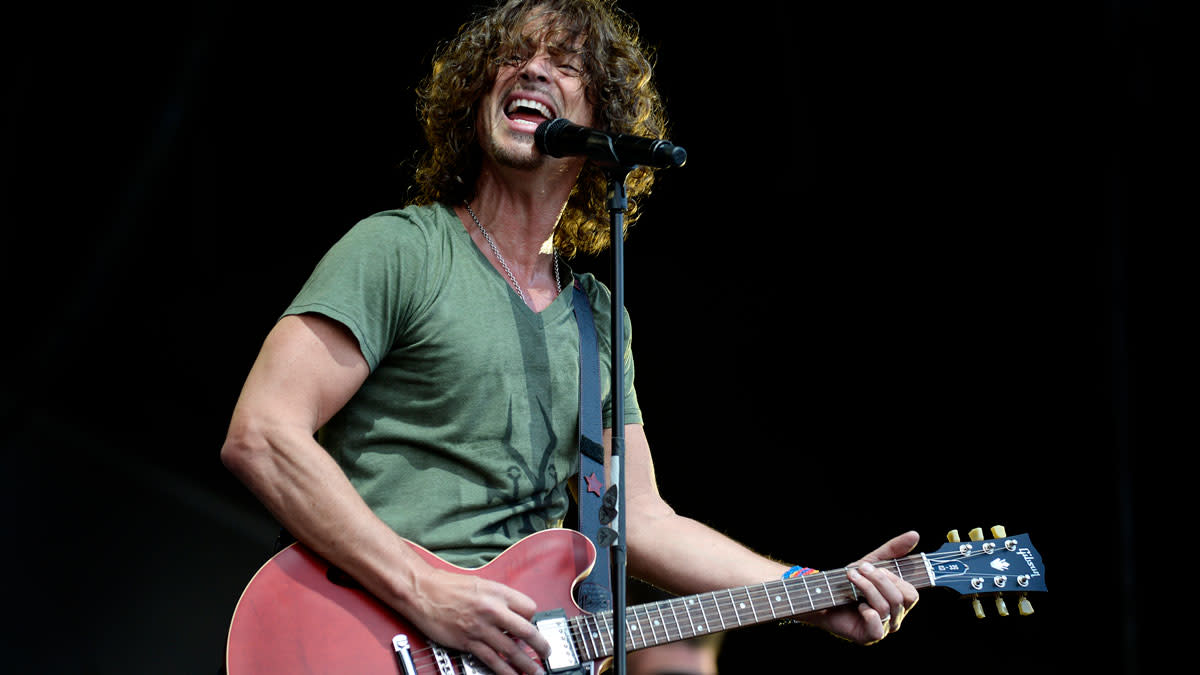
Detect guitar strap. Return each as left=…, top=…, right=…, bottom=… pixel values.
left=571, top=276, right=613, bottom=613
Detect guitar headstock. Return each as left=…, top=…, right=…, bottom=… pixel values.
left=926, top=525, right=1046, bottom=618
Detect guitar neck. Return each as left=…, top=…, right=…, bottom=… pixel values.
left=572, top=554, right=931, bottom=660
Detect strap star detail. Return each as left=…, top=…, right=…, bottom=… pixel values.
left=585, top=472, right=605, bottom=497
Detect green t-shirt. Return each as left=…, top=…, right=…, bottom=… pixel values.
left=284, top=203, right=641, bottom=567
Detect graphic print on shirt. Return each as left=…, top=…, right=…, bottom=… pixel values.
left=477, top=398, right=565, bottom=540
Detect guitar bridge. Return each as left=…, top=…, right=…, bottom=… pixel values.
left=392, top=634, right=417, bottom=675
left=424, top=642, right=493, bottom=674
left=458, top=653, right=490, bottom=675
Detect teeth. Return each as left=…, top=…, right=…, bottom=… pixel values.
left=506, top=98, right=552, bottom=118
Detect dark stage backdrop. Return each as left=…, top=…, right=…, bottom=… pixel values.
left=3, top=1, right=1161, bottom=672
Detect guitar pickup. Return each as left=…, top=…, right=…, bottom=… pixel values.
left=533, top=609, right=586, bottom=674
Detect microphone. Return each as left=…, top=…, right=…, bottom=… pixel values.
left=534, top=118, right=687, bottom=169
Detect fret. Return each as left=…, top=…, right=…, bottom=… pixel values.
left=761, top=582, right=778, bottom=619
left=589, top=613, right=606, bottom=658
left=651, top=601, right=671, bottom=645
left=726, top=589, right=744, bottom=626
left=701, top=596, right=714, bottom=633
left=645, top=603, right=664, bottom=646
left=628, top=600, right=648, bottom=643
left=573, top=615, right=595, bottom=661
left=654, top=601, right=672, bottom=644
left=672, top=597, right=691, bottom=637
left=765, top=581, right=797, bottom=619
left=822, top=571, right=836, bottom=609
left=711, top=590, right=728, bottom=631
left=682, top=596, right=700, bottom=636
left=780, top=578, right=798, bottom=616
left=627, top=606, right=645, bottom=650
left=693, top=595, right=712, bottom=633
left=665, top=599, right=683, bottom=641
left=662, top=600, right=681, bottom=638
left=595, top=613, right=610, bottom=658
left=797, top=574, right=817, bottom=611
left=631, top=613, right=644, bottom=650
left=595, top=612, right=614, bottom=655
left=626, top=606, right=643, bottom=649
left=742, top=586, right=760, bottom=623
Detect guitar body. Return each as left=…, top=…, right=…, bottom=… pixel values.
left=226, top=528, right=597, bottom=674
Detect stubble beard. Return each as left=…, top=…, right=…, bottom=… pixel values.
left=483, top=128, right=545, bottom=171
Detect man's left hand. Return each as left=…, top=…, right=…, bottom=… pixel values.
left=807, top=531, right=921, bottom=645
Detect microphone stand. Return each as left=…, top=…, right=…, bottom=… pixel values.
left=604, top=164, right=631, bottom=675
left=536, top=118, right=686, bottom=675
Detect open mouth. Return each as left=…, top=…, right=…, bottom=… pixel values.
left=504, top=96, right=556, bottom=131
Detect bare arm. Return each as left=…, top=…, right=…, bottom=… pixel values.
left=221, top=314, right=549, bottom=674
left=614, top=423, right=919, bottom=645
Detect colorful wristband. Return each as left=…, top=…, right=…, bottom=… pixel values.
left=782, top=565, right=819, bottom=579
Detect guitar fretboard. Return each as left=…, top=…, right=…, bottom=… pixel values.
left=570, top=554, right=931, bottom=660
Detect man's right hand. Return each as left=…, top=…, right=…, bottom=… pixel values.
left=404, top=564, right=552, bottom=675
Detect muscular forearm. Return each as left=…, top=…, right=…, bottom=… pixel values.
left=221, top=419, right=430, bottom=613
left=623, top=489, right=921, bottom=647
left=221, top=421, right=552, bottom=671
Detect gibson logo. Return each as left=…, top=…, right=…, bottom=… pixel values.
left=1018, top=547, right=1042, bottom=576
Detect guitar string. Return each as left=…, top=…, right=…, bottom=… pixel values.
left=396, top=548, right=1019, bottom=667
left=569, top=557, right=936, bottom=656
left=405, top=557, right=939, bottom=664
left=568, top=548, right=1029, bottom=657
left=404, top=641, right=541, bottom=674
left=425, top=552, right=978, bottom=665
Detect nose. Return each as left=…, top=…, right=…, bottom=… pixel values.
left=517, top=48, right=554, bottom=83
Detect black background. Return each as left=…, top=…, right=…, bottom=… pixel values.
left=2, top=1, right=1169, bottom=672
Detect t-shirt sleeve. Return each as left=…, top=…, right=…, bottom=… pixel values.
left=282, top=213, right=425, bottom=372
left=614, top=304, right=643, bottom=428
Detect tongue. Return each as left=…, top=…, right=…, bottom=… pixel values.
left=508, top=110, right=549, bottom=126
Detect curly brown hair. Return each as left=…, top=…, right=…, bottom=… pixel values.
left=410, top=0, right=669, bottom=258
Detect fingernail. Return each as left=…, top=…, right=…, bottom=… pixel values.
left=860, top=562, right=876, bottom=574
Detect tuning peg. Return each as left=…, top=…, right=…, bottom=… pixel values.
left=991, top=525, right=1007, bottom=538
left=994, top=595, right=1010, bottom=617
left=947, top=530, right=961, bottom=543
left=1018, top=594, right=1035, bottom=616
left=971, top=597, right=986, bottom=619
left=968, top=527, right=984, bottom=542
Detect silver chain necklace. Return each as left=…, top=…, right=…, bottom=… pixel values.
left=465, top=202, right=561, bottom=306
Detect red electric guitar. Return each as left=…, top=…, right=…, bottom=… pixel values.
left=225, top=526, right=1046, bottom=674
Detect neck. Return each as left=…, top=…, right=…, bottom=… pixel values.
left=457, top=158, right=580, bottom=311
left=573, top=555, right=933, bottom=661
left=467, top=157, right=580, bottom=265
